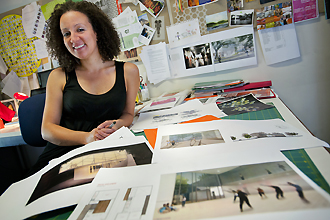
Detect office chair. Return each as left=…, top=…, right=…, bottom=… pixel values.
left=18, top=93, right=47, bottom=147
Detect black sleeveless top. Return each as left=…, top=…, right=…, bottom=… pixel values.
left=60, top=61, right=126, bottom=132
left=29, top=61, right=127, bottom=174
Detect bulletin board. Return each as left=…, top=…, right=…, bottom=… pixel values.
left=0, top=0, right=325, bottom=65
left=167, top=0, right=325, bottom=36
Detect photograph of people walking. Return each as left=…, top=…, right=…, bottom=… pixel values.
left=153, top=161, right=330, bottom=219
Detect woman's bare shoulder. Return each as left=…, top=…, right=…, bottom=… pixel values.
left=47, top=68, right=67, bottom=88
left=123, top=62, right=139, bottom=77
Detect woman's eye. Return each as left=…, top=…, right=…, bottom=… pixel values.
left=63, top=32, right=70, bottom=37
left=77, top=28, right=85, bottom=32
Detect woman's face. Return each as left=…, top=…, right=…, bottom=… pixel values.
left=60, top=11, right=98, bottom=60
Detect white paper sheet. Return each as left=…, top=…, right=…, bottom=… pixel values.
left=152, top=119, right=328, bottom=163
left=140, top=42, right=171, bottom=84
left=33, top=39, right=49, bottom=59
left=153, top=151, right=330, bottom=220
left=131, top=99, right=225, bottom=132
left=258, top=23, right=300, bottom=65
left=20, top=76, right=31, bottom=97
left=112, top=7, right=144, bottom=51
left=0, top=54, right=8, bottom=74
left=166, top=18, right=202, bottom=49
left=169, top=26, right=257, bottom=79
left=22, top=2, right=47, bottom=40
left=68, top=164, right=161, bottom=220
left=0, top=134, right=153, bottom=220
left=1, top=70, right=22, bottom=98
left=139, top=89, right=191, bottom=113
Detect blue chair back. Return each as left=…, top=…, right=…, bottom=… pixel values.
left=18, top=93, right=47, bottom=147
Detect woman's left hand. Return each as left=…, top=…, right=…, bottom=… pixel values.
left=95, top=120, right=118, bottom=140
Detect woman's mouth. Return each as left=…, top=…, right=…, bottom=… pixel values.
left=73, top=44, right=85, bottom=50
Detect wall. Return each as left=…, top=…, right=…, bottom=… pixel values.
left=0, top=0, right=37, bottom=14
left=144, top=15, right=330, bottom=145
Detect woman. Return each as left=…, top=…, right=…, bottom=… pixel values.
left=28, top=1, right=139, bottom=175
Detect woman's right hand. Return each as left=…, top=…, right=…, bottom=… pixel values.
left=86, top=128, right=99, bottom=144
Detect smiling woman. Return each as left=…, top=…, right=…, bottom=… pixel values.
left=26, top=0, right=140, bottom=177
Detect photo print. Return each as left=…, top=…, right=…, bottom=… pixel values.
left=138, top=24, right=155, bottom=45
left=160, top=129, right=225, bottom=149
left=206, top=11, right=229, bottom=32
left=230, top=9, right=254, bottom=26
left=230, top=131, right=302, bottom=142
left=183, top=43, right=212, bottom=69
left=139, top=0, right=165, bottom=18
left=138, top=12, right=150, bottom=26
left=256, top=2, right=293, bottom=30
left=227, top=0, right=243, bottom=12
left=153, top=161, right=330, bottom=219
left=216, top=94, right=274, bottom=115
left=260, top=0, right=276, bottom=4
left=26, top=143, right=153, bottom=205
left=188, top=0, right=218, bottom=8
left=211, top=33, right=255, bottom=64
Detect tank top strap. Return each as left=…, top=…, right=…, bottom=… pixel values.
left=115, top=61, right=126, bottom=88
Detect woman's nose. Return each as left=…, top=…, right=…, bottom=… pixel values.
left=70, top=32, right=79, bottom=43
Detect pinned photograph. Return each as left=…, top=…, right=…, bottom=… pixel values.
left=206, top=11, right=229, bottom=32
left=138, top=24, right=155, bottom=45
left=211, top=33, right=255, bottom=64
left=230, top=9, right=254, bottom=26
left=256, top=2, right=293, bottom=30
left=227, top=0, right=243, bottom=12
left=188, top=0, right=218, bottom=8
left=183, top=43, right=212, bottom=69
left=138, top=12, right=150, bottom=26
left=139, top=0, right=165, bottom=18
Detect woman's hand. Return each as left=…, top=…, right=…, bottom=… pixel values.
left=95, top=120, right=119, bottom=140
left=85, top=128, right=99, bottom=144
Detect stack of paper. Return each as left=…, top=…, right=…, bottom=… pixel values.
left=139, top=42, right=172, bottom=84
left=112, top=7, right=144, bottom=51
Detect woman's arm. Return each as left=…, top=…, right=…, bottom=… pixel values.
left=41, top=68, right=97, bottom=146
left=96, top=62, right=140, bottom=138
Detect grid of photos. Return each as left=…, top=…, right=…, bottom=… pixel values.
left=0, top=15, right=40, bottom=77
left=160, top=129, right=225, bottom=149
left=183, top=44, right=212, bottom=69
left=256, top=2, right=293, bottom=30
left=153, top=161, right=330, bottom=219
left=211, top=33, right=255, bottom=64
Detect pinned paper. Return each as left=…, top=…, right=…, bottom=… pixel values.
left=0, top=55, right=8, bottom=74
left=22, top=2, right=47, bottom=40
left=1, top=71, right=22, bottom=98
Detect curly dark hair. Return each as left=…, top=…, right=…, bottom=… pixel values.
left=46, top=0, right=121, bottom=72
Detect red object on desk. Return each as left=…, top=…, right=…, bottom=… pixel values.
left=224, top=80, right=272, bottom=92
left=14, top=92, right=29, bottom=101
left=0, top=102, right=15, bottom=122
left=0, top=119, right=4, bottom=129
